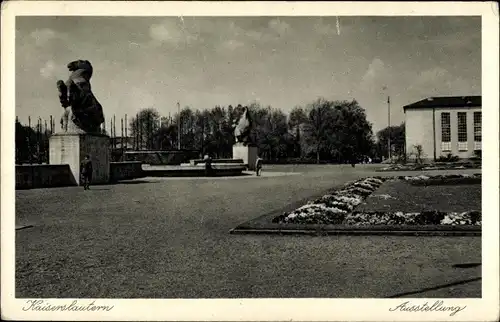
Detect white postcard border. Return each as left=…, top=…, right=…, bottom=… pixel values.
left=2, top=1, right=498, bottom=321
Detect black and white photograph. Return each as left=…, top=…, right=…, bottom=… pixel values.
left=2, top=1, right=499, bottom=321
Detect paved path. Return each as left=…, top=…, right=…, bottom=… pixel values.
left=15, top=165, right=481, bottom=298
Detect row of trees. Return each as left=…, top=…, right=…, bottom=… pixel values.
left=16, top=98, right=407, bottom=164
left=128, top=99, right=384, bottom=163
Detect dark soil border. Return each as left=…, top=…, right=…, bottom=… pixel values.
left=231, top=228, right=480, bottom=237
left=230, top=209, right=481, bottom=237
left=230, top=176, right=481, bottom=237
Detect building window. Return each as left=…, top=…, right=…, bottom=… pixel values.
left=457, top=112, right=467, bottom=151
left=441, top=112, right=451, bottom=151
left=474, top=111, right=481, bottom=150
left=474, top=111, right=481, bottom=141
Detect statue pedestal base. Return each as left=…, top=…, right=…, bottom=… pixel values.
left=49, top=133, right=110, bottom=185
left=232, top=144, right=258, bottom=171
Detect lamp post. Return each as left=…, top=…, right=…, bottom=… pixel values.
left=382, top=86, right=391, bottom=161
left=177, top=102, right=181, bottom=150
left=124, top=114, right=128, bottom=151
left=387, top=95, right=391, bottom=161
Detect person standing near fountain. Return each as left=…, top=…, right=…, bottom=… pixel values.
left=255, top=156, right=263, bottom=176
left=80, top=154, right=93, bottom=190
left=204, top=154, right=213, bottom=177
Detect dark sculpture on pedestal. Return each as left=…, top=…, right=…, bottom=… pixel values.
left=233, top=106, right=253, bottom=145
left=57, top=60, right=105, bottom=133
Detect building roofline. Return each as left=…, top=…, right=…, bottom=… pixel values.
left=403, top=96, right=481, bottom=111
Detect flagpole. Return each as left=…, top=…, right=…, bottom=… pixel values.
left=387, top=95, right=391, bottom=161
left=177, top=102, right=181, bottom=150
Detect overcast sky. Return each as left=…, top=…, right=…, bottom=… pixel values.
left=16, top=16, right=480, bottom=132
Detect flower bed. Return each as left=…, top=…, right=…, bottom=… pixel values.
left=400, top=173, right=481, bottom=181
left=344, top=211, right=481, bottom=226
left=400, top=173, right=481, bottom=186
left=272, top=174, right=481, bottom=227
left=272, top=177, right=385, bottom=224
left=377, top=162, right=481, bottom=172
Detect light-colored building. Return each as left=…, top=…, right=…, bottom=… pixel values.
left=404, top=96, right=481, bottom=161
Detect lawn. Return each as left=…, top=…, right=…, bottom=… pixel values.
left=357, top=180, right=481, bottom=213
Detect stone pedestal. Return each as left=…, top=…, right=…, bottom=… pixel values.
left=49, top=133, right=110, bottom=185
left=232, top=144, right=258, bottom=170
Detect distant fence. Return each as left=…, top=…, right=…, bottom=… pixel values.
left=15, top=114, right=164, bottom=164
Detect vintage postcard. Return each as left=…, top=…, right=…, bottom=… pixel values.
left=1, top=1, right=499, bottom=321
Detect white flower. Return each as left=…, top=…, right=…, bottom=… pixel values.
left=356, top=182, right=376, bottom=190
left=336, top=189, right=355, bottom=196
left=441, top=215, right=454, bottom=225
left=349, top=187, right=373, bottom=194
left=330, top=201, right=353, bottom=209
left=296, top=204, right=319, bottom=212
left=371, top=194, right=394, bottom=200
left=314, top=204, right=347, bottom=214
left=335, top=195, right=362, bottom=206
left=366, top=178, right=383, bottom=184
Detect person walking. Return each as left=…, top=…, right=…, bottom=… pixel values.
left=80, top=154, right=93, bottom=190
left=204, top=154, right=213, bottom=177
left=350, top=155, right=356, bottom=168
left=346, top=148, right=356, bottom=168
left=255, top=156, right=263, bottom=176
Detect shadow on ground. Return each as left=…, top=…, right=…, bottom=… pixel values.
left=385, top=277, right=481, bottom=298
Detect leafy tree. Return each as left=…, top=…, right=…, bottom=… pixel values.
left=333, top=100, right=375, bottom=163
left=193, top=109, right=209, bottom=156
left=202, top=105, right=231, bottom=158
left=288, top=106, right=308, bottom=129
left=287, top=106, right=308, bottom=158
left=15, top=119, right=50, bottom=164
left=376, top=122, right=405, bottom=161
left=253, top=106, right=289, bottom=159
left=130, top=108, right=161, bottom=150
left=302, top=98, right=338, bottom=163
left=154, top=123, right=178, bottom=150
left=179, top=107, right=196, bottom=150
left=295, top=98, right=375, bottom=163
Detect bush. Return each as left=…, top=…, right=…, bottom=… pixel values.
left=406, top=144, right=426, bottom=164
left=471, top=150, right=482, bottom=160
left=395, top=153, right=407, bottom=164
left=437, top=153, right=460, bottom=162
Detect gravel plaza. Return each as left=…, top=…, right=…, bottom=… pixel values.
left=16, top=164, right=481, bottom=298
